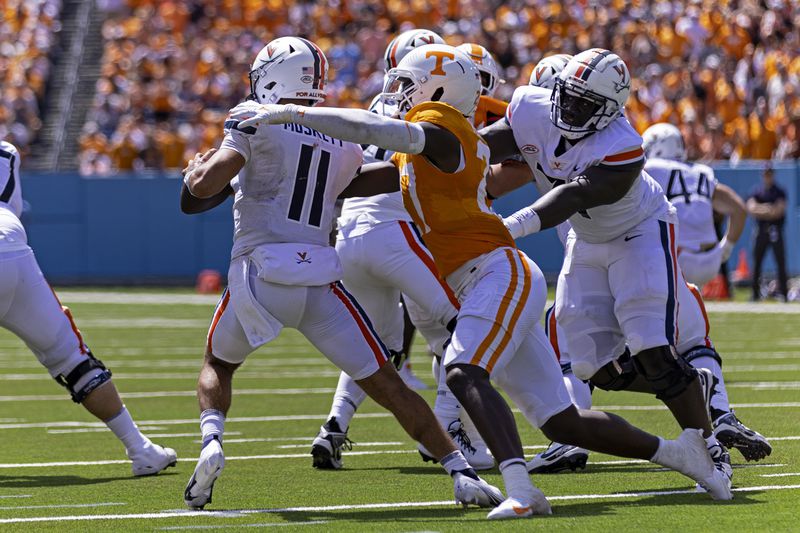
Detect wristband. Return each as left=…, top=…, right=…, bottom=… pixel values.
left=503, top=207, right=541, bottom=239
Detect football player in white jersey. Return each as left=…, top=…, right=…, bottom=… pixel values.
left=643, top=123, right=745, bottom=286
left=310, top=28, right=493, bottom=472
left=0, top=141, right=177, bottom=477
left=643, top=123, right=770, bottom=461
left=481, top=49, right=734, bottom=485
left=240, top=43, right=734, bottom=516
left=180, top=36, right=503, bottom=511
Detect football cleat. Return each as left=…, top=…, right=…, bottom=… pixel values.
left=697, top=440, right=733, bottom=493
left=654, top=428, right=732, bottom=500
left=713, top=411, right=772, bottom=462
left=487, top=493, right=552, bottom=520
left=128, top=441, right=177, bottom=477
left=184, top=437, right=224, bottom=509
left=696, top=368, right=716, bottom=419
left=311, top=417, right=352, bottom=470
left=453, top=471, right=504, bottom=508
left=418, top=419, right=495, bottom=470
left=526, top=442, right=589, bottom=474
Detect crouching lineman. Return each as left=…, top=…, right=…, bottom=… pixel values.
left=0, top=140, right=176, bottom=476
left=481, top=49, right=734, bottom=486
left=180, top=37, right=502, bottom=511
left=239, top=43, right=732, bottom=518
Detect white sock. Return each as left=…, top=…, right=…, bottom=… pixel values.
left=106, top=406, right=148, bottom=451
left=440, top=450, right=471, bottom=476
left=563, top=372, right=593, bottom=410
left=433, top=360, right=461, bottom=426
left=705, top=434, right=721, bottom=449
left=431, top=356, right=440, bottom=383
left=328, top=372, right=367, bottom=431
left=650, top=437, right=673, bottom=466
left=499, top=458, right=533, bottom=501
left=200, top=409, right=225, bottom=447
left=692, top=356, right=731, bottom=416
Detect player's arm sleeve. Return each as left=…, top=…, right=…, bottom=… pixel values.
left=292, top=107, right=426, bottom=154
left=338, top=161, right=401, bottom=199
left=504, top=159, right=643, bottom=237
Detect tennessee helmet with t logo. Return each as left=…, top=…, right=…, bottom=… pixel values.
left=456, top=43, right=502, bottom=97
left=249, top=37, right=328, bottom=105
left=383, top=29, right=445, bottom=72
left=529, top=54, right=572, bottom=90
left=550, top=48, right=631, bottom=139
left=380, top=44, right=481, bottom=117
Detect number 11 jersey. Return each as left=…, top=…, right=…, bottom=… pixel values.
left=221, top=120, right=363, bottom=259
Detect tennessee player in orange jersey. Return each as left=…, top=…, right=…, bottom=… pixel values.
left=456, top=43, right=507, bottom=129
left=240, top=43, right=732, bottom=518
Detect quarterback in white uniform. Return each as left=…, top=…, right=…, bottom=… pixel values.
left=482, top=49, right=733, bottom=484
left=311, top=29, right=494, bottom=472
left=180, top=36, right=502, bottom=511
left=0, top=141, right=176, bottom=477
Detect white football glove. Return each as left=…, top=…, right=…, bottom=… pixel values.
left=238, top=104, right=299, bottom=129
left=718, top=236, right=736, bottom=262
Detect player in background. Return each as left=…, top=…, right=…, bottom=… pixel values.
left=643, top=123, right=745, bottom=286
left=180, top=37, right=503, bottom=511
left=481, top=49, right=735, bottom=489
left=240, top=43, right=733, bottom=518
left=0, top=140, right=177, bottom=477
left=643, top=123, right=771, bottom=461
left=311, top=29, right=494, bottom=472
left=457, top=43, right=506, bottom=129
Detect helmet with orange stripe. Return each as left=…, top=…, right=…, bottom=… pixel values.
left=456, top=43, right=503, bottom=97
left=383, top=29, right=444, bottom=73
left=380, top=44, right=481, bottom=117
left=249, top=37, right=328, bottom=106
left=550, top=48, right=631, bottom=139
left=529, top=54, right=572, bottom=90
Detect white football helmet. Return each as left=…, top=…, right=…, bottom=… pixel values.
left=383, top=29, right=445, bottom=72
left=550, top=48, right=631, bottom=139
left=249, top=37, right=328, bottom=105
left=380, top=44, right=481, bottom=117
left=642, top=123, right=687, bottom=161
left=456, top=43, right=502, bottom=97
left=529, top=54, right=572, bottom=90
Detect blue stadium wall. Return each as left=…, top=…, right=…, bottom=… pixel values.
left=20, top=162, right=799, bottom=284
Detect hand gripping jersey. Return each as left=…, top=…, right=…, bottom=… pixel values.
left=0, top=141, right=28, bottom=252
left=221, top=119, right=363, bottom=259
left=645, top=158, right=719, bottom=251
left=395, top=102, right=515, bottom=277
left=473, top=95, right=508, bottom=129
left=507, top=86, right=671, bottom=243
left=338, top=94, right=411, bottom=239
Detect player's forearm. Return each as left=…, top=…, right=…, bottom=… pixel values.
left=181, top=183, right=233, bottom=214
left=503, top=181, right=587, bottom=238
left=289, top=106, right=426, bottom=154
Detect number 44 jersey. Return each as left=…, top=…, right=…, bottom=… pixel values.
left=644, top=157, right=718, bottom=252
left=221, top=120, right=363, bottom=259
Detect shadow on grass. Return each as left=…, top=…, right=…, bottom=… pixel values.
left=0, top=471, right=178, bottom=488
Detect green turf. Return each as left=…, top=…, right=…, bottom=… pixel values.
left=0, top=290, right=798, bottom=531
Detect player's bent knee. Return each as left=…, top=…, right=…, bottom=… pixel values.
left=445, top=363, right=488, bottom=396
left=589, top=349, right=638, bottom=391
left=540, top=405, right=581, bottom=444
left=633, top=346, right=697, bottom=401
left=55, top=351, right=112, bottom=404
left=682, top=345, right=722, bottom=366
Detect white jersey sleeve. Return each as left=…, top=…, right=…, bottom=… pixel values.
left=220, top=121, right=252, bottom=162
left=645, top=158, right=718, bottom=251
left=0, top=141, right=29, bottom=251
left=508, top=85, right=672, bottom=243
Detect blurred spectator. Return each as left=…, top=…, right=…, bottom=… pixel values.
left=0, top=0, right=62, bottom=158
left=747, top=166, right=788, bottom=301
left=79, top=0, right=800, bottom=173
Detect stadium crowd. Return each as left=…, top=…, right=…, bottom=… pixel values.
left=69, top=1, right=800, bottom=172
left=0, top=0, right=62, bottom=157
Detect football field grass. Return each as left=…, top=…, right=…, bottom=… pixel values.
left=1, top=289, right=798, bottom=531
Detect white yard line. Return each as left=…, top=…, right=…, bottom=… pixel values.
left=0, top=485, right=798, bottom=524
left=760, top=473, right=800, bottom=478
left=158, top=522, right=328, bottom=530
left=0, top=502, right=124, bottom=511
left=0, top=388, right=335, bottom=403
left=1, top=370, right=343, bottom=381
left=0, top=495, right=31, bottom=499
left=277, top=442, right=402, bottom=449
left=56, top=292, right=220, bottom=305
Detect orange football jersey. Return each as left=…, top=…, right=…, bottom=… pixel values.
left=473, top=95, right=508, bottom=129
left=394, top=101, right=516, bottom=278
